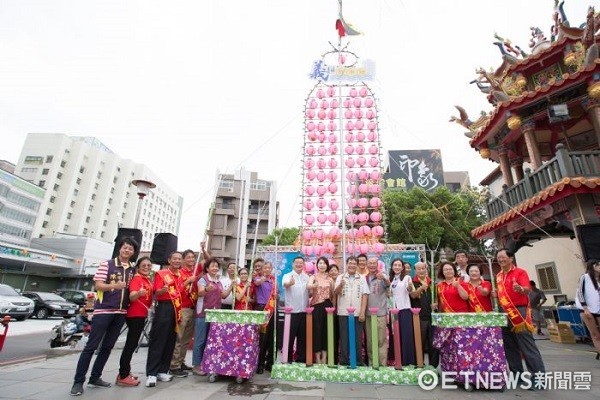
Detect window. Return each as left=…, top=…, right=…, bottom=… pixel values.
left=42, top=169, right=49, bottom=175
left=124, top=202, right=127, bottom=209
left=536, top=262, right=561, bottom=293
left=73, top=189, right=79, bottom=196
left=70, top=201, right=75, bottom=207
left=88, top=205, right=94, bottom=212
left=60, top=160, right=66, bottom=168
left=21, top=167, right=38, bottom=173
left=39, top=180, right=46, bottom=188
left=67, top=212, right=72, bottom=220
left=50, top=196, right=56, bottom=203
left=103, top=220, right=107, bottom=227
left=42, top=221, right=48, bottom=228
left=219, top=180, right=234, bottom=190
left=45, top=208, right=52, bottom=216
left=24, top=156, right=43, bottom=165
left=85, top=216, right=90, bottom=223
left=100, top=231, right=105, bottom=238
left=108, top=198, right=112, bottom=205
left=76, top=178, right=81, bottom=185
left=94, top=183, right=99, bottom=189
left=97, top=172, right=102, bottom=179
left=57, top=172, right=63, bottom=179
left=79, top=166, right=85, bottom=173
left=45, top=155, right=53, bottom=163
left=53, top=184, right=59, bottom=191
left=83, top=228, right=88, bottom=235
left=105, top=208, right=110, bottom=215
left=110, top=187, right=115, bottom=194
left=63, top=224, right=69, bottom=231
left=113, top=177, right=118, bottom=183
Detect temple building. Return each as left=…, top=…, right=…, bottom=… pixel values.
left=451, top=3, right=600, bottom=303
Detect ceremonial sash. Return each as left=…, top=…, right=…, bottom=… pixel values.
left=467, top=283, right=487, bottom=313
left=437, top=281, right=457, bottom=313
left=157, top=269, right=183, bottom=332
left=497, top=271, right=534, bottom=333
left=413, top=275, right=431, bottom=287
left=261, top=276, right=276, bottom=332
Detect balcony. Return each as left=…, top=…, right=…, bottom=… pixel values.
left=486, top=145, right=600, bottom=219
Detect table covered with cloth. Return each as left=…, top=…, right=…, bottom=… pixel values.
left=201, top=310, right=268, bottom=379
left=432, top=312, right=508, bottom=389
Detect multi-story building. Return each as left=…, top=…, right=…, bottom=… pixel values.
left=15, top=133, right=183, bottom=251
left=451, top=3, right=600, bottom=303
left=206, top=168, right=278, bottom=267
left=0, top=163, right=45, bottom=246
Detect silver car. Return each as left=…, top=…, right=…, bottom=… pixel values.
left=0, top=284, right=35, bottom=321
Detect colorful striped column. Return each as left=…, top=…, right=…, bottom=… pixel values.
left=368, top=307, right=379, bottom=369
left=326, top=307, right=336, bottom=367
left=347, top=307, right=357, bottom=369
left=390, top=308, right=402, bottom=370
left=306, top=307, right=314, bottom=367
left=411, top=308, right=424, bottom=368
left=281, top=306, right=293, bottom=363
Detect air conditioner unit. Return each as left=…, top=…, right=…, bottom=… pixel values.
left=548, top=104, right=569, bottom=123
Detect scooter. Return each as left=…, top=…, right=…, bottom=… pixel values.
left=49, top=318, right=83, bottom=348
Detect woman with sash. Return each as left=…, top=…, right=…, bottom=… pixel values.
left=308, top=256, right=334, bottom=364
left=146, top=252, right=184, bottom=387
left=234, top=267, right=254, bottom=311
left=435, top=262, right=469, bottom=313
left=192, top=258, right=233, bottom=376
left=466, top=264, right=493, bottom=312
left=117, top=256, right=153, bottom=386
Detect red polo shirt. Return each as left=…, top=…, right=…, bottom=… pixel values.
left=497, top=265, right=530, bottom=307
left=127, top=274, right=153, bottom=318
left=468, top=280, right=493, bottom=312
left=437, top=280, right=470, bottom=312
left=179, top=267, right=196, bottom=308
left=153, top=268, right=183, bottom=302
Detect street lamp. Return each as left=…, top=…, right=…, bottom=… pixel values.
left=131, top=179, right=156, bottom=229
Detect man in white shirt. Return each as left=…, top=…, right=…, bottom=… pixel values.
left=454, top=250, right=470, bottom=282
left=334, top=256, right=369, bottom=366
left=282, top=256, right=310, bottom=363
left=365, top=257, right=390, bottom=367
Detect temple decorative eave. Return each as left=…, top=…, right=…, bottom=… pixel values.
left=471, top=176, right=600, bottom=239
left=504, top=36, right=580, bottom=76
left=469, top=59, right=600, bottom=149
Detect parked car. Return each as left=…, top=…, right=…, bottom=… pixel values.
left=0, top=284, right=35, bottom=321
left=22, top=292, right=79, bottom=319
left=54, top=289, right=96, bottom=308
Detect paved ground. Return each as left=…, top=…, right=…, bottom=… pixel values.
left=0, top=336, right=598, bottom=399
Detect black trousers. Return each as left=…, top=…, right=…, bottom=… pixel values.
left=256, top=304, right=275, bottom=368
left=119, top=316, right=146, bottom=378
left=338, top=315, right=364, bottom=366
left=146, top=302, right=177, bottom=376
left=501, top=305, right=545, bottom=374
left=420, top=318, right=439, bottom=367
left=288, top=313, right=307, bottom=363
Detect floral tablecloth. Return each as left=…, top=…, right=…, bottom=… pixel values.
left=431, top=312, right=507, bottom=328
left=200, top=322, right=260, bottom=378
left=270, top=363, right=431, bottom=385
left=205, top=309, right=268, bottom=325
left=433, top=326, right=508, bottom=388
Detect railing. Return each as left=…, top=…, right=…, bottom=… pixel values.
left=486, top=144, right=600, bottom=219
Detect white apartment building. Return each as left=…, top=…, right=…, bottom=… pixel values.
left=0, top=164, right=45, bottom=247
left=15, top=133, right=183, bottom=251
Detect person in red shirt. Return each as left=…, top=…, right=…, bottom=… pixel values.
left=116, top=257, right=153, bottom=386
left=466, top=264, right=493, bottom=312
left=145, top=252, right=185, bottom=387
left=234, top=267, right=254, bottom=311
left=435, top=262, right=469, bottom=313
left=495, top=248, right=545, bottom=377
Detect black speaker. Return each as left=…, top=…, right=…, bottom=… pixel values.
left=112, top=228, right=142, bottom=261
left=576, top=223, right=600, bottom=261
left=150, top=233, right=178, bottom=266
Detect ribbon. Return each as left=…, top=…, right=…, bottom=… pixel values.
left=497, top=272, right=534, bottom=333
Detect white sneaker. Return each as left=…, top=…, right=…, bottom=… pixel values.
left=145, top=376, right=157, bottom=387
left=157, top=373, right=173, bottom=382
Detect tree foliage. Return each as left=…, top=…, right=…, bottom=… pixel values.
left=261, top=227, right=300, bottom=246
left=383, top=186, right=487, bottom=254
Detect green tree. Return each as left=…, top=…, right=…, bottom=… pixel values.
left=383, top=186, right=487, bottom=255
left=261, top=227, right=300, bottom=246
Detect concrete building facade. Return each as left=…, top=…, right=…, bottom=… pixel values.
left=0, top=165, right=45, bottom=247
left=207, top=168, right=278, bottom=267
left=15, top=133, right=183, bottom=251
